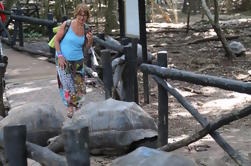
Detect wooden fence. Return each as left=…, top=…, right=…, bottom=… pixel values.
left=0, top=7, right=57, bottom=57
left=3, top=125, right=89, bottom=166
left=140, top=51, right=251, bottom=166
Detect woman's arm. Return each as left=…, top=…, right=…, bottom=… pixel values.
left=54, top=21, right=66, bottom=54
left=54, top=21, right=67, bottom=68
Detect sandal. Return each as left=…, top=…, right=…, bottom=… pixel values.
left=67, top=109, right=74, bottom=118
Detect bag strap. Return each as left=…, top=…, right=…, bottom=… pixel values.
left=60, top=19, right=71, bottom=42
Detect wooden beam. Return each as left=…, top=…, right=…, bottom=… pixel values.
left=10, top=14, right=56, bottom=26
left=152, top=76, right=251, bottom=166
left=159, top=105, right=251, bottom=152
left=141, top=64, right=251, bottom=95
left=93, top=36, right=124, bottom=53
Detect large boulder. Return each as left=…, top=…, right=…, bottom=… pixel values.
left=64, top=98, right=157, bottom=154
left=111, top=147, right=197, bottom=166
left=0, top=103, right=64, bottom=146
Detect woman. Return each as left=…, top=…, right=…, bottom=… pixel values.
left=54, top=3, right=93, bottom=118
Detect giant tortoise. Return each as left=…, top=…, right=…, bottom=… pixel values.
left=64, top=98, right=158, bottom=154
left=111, top=147, right=197, bottom=166
left=0, top=103, right=64, bottom=147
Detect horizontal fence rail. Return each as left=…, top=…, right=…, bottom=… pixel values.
left=93, top=36, right=124, bottom=53
left=140, top=64, right=251, bottom=95
left=0, top=9, right=56, bottom=26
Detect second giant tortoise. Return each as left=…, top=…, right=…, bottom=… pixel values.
left=0, top=103, right=64, bottom=147
left=64, top=98, right=158, bottom=154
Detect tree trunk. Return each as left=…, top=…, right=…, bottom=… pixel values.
left=201, top=0, right=234, bottom=59
left=104, top=0, right=118, bottom=34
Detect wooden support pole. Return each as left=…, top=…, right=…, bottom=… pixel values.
left=138, top=0, right=149, bottom=104
left=12, top=19, right=18, bottom=46
left=63, top=126, right=90, bottom=166
left=186, top=1, right=191, bottom=34
left=48, top=13, right=55, bottom=55
left=157, top=51, right=168, bottom=146
left=0, top=74, right=5, bottom=117
left=34, top=4, right=40, bottom=18
left=140, top=64, right=251, bottom=95
left=101, top=50, right=113, bottom=99
left=3, top=125, right=27, bottom=166
left=152, top=76, right=251, bottom=166
left=118, top=0, right=125, bottom=39
left=17, top=6, right=24, bottom=47
left=123, top=39, right=138, bottom=102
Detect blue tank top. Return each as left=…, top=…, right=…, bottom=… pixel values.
left=58, top=26, right=85, bottom=61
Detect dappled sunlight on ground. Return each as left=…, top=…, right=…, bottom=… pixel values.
left=202, top=92, right=251, bottom=113
left=6, top=68, right=31, bottom=76
left=7, top=87, right=42, bottom=96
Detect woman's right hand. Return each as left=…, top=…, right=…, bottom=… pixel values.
left=58, top=56, right=67, bottom=69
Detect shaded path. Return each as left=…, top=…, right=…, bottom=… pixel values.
left=4, top=44, right=105, bottom=117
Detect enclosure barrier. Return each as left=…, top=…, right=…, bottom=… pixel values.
left=0, top=8, right=56, bottom=56
left=0, top=40, right=8, bottom=117
left=3, top=125, right=90, bottom=166
left=140, top=51, right=251, bottom=166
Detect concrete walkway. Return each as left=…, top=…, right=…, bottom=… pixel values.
left=4, top=44, right=105, bottom=117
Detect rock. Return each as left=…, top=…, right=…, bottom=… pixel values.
left=64, top=98, right=158, bottom=154
left=111, top=147, right=197, bottom=166
left=0, top=103, right=64, bottom=146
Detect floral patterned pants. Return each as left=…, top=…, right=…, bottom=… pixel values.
left=56, top=57, right=86, bottom=109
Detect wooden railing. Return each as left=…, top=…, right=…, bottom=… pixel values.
left=140, top=51, right=251, bottom=166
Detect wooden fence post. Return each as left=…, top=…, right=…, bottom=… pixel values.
left=3, top=125, right=27, bottom=166
left=139, top=0, right=149, bottom=104
left=48, top=13, right=55, bottom=55
left=118, top=0, right=125, bottom=40
left=17, top=6, right=24, bottom=47
left=101, top=49, right=113, bottom=99
left=123, top=39, right=138, bottom=102
left=157, top=51, right=168, bottom=146
left=0, top=64, right=5, bottom=117
left=12, top=14, right=18, bottom=46
left=0, top=41, right=6, bottom=117
left=63, top=126, right=90, bottom=166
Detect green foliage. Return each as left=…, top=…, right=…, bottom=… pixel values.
left=24, top=30, right=42, bottom=39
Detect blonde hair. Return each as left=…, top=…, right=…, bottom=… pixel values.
left=73, top=3, right=90, bottom=19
